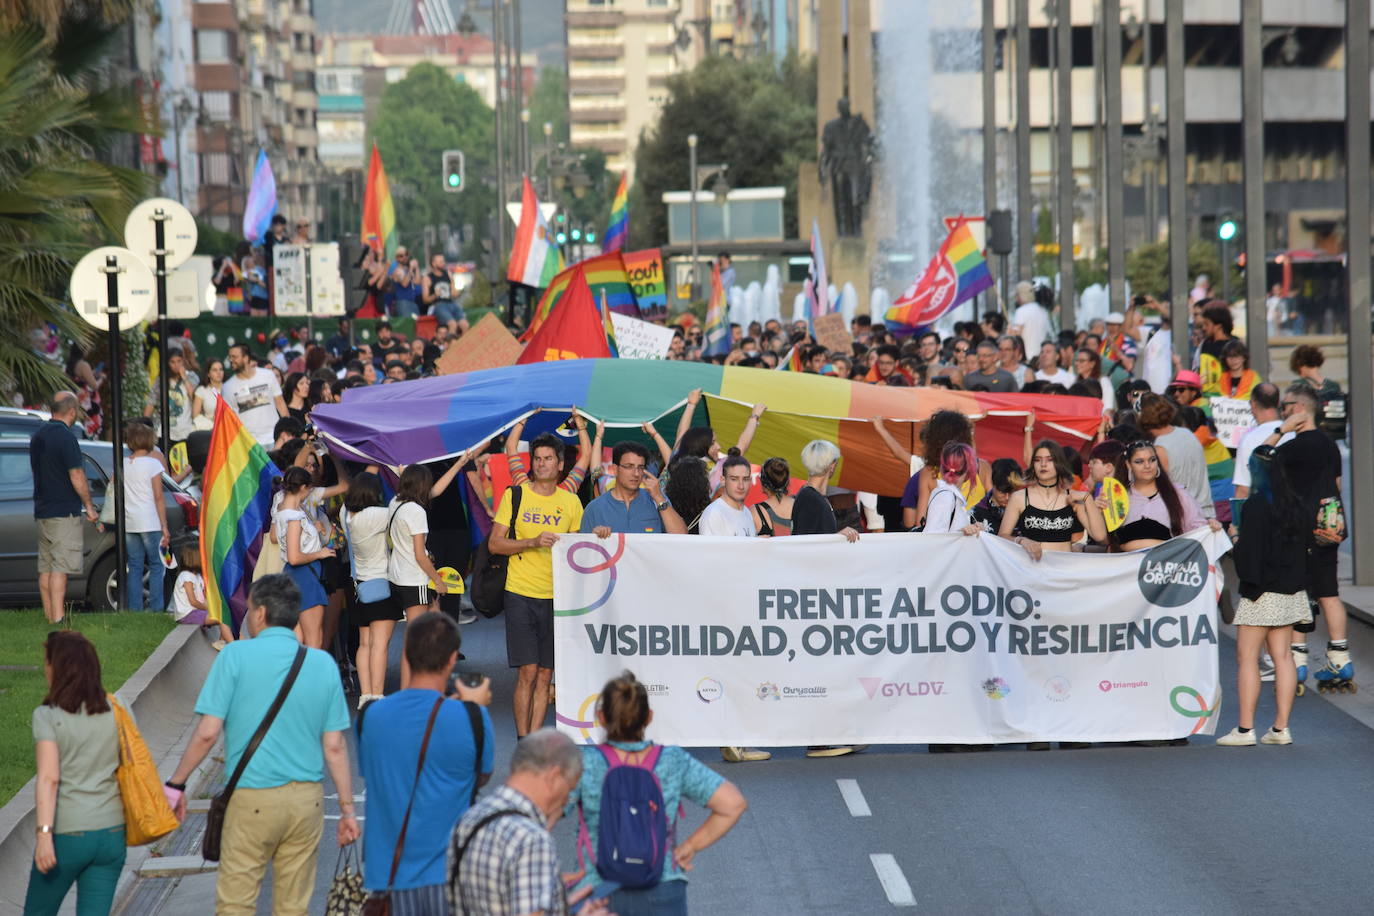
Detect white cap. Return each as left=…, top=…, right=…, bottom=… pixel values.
left=1105, top=311, right=1125, bottom=323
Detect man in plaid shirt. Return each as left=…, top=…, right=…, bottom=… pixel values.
left=447, top=730, right=609, bottom=916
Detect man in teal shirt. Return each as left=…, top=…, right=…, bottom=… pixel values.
left=166, top=574, right=358, bottom=915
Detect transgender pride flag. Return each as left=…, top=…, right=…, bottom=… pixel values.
left=241, top=149, right=277, bottom=244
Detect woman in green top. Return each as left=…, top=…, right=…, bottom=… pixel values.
left=25, top=631, right=125, bottom=916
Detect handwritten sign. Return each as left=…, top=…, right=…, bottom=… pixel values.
left=610, top=312, right=675, bottom=360
left=623, top=248, right=667, bottom=318
left=1210, top=396, right=1254, bottom=448
left=812, top=312, right=853, bottom=354
left=435, top=312, right=524, bottom=375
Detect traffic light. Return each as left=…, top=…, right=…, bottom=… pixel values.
left=441, top=150, right=465, bottom=193
left=1217, top=216, right=1237, bottom=242
left=585, top=226, right=597, bottom=245
left=556, top=230, right=568, bottom=245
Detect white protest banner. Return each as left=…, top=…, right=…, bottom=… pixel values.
left=1210, top=396, right=1254, bottom=448
left=610, top=311, right=675, bottom=360
left=270, top=244, right=308, bottom=315
left=554, top=530, right=1228, bottom=746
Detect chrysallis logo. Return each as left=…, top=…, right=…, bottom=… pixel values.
left=1098, top=679, right=1149, bottom=693
left=1137, top=538, right=1209, bottom=607
left=858, top=677, right=945, bottom=699
left=695, top=678, right=722, bottom=703
left=756, top=682, right=781, bottom=701
left=981, top=677, right=1010, bottom=699
left=1044, top=676, right=1071, bottom=701
left=782, top=685, right=827, bottom=698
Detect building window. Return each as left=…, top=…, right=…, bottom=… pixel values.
left=319, top=72, right=338, bottom=92
left=200, top=152, right=233, bottom=185
left=195, top=30, right=231, bottom=63
left=201, top=90, right=232, bottom=121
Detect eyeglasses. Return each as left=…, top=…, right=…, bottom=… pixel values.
left=617, top=463, right=646, bottom=472
left=1280, top=400, right=1297, bottom=408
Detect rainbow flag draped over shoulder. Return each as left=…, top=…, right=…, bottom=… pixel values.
left=521, top=252, right=637, bottom=341
left=604, top=173, right=629, bottom=253
left=361, top=144, right=398, bottom=260
left=886, top=217, right=993, bottom=328
left=200, top=399, right=279, bottom=635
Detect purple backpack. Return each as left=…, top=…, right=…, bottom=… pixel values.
left=577, top=744, right=679, bottom=889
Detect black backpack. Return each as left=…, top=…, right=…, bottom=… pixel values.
left=1317, top=389, right=1348, bottom=441
left=469, top=485, right=522, bottom=618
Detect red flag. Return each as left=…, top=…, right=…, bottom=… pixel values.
left=516, top=269, right=612, bottom=364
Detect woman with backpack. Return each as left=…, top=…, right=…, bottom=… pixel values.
left=569, top=672, right=748, bottom=916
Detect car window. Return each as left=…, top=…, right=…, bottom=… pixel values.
left=83, top=454, right=107, bottom=495
left=0, top=448, right=30, bottom=496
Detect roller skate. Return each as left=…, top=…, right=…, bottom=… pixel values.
left=1292, top=643, right=1308, bottom=697
left=1314, top=647, right=1356, bottom=694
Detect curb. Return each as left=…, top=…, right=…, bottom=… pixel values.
left=0, top=624, right=218, bottom=916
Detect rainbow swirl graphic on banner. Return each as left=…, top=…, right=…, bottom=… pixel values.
left=1170, top=685, right=1219, bottom=735
left=554, top=693, right=601, bottom=744
left=554, top=535, right=625, bottom=617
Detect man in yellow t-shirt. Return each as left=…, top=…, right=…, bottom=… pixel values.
left=490, top=432, right=585, bottom=736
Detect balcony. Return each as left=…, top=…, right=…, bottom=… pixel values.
left=292, top=87, right=318, bottom=109
left=569, top=75, right=623, bottom=92
left=570, top=106, right=624, bottom=124
left=567, top=9, right=621, bottom=28
left=569, top=44, right=623, bottom=61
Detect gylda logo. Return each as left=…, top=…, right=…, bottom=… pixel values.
left=1137, top=538, right=1208, bottom=608
left=858, top=677, right=944, bottom=699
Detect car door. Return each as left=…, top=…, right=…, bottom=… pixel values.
left=0, top=444, right=39, bottom=602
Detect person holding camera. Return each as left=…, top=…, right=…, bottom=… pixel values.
left=357, top=613, right=493, bottom=913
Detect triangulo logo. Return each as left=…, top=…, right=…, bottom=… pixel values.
left=1137, top=538, right=1209, bottom=607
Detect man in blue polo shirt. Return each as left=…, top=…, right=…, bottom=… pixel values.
left=165, top=574, right=358, bottom=915
left=357, top=613, right=493, bottom=911
left=29, top=392, right=98, bottom=624
left=580, top=441, right=687, bottom=536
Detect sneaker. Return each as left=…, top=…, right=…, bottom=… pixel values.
left=806, top=745, right=867, bottom=758
left=1258, top=652, right=1276, bottom=683
left=458, top=611, right=478, bottom=625
left=1216, top=727, right=1257, bottom=747
left=720, top=746, right=771, bottom=762
left=210, top=639, right=227, bottom=652
left=1260, top=727, right=1293, bottom=745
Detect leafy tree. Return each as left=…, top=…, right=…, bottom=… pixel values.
left=1126, top=238, right=1240, bottom=300
left=630, top=52, right=817, bottom=248
left=368, top=63, right=496, bottom=261
left=0, top=19, right=155, bottom=406
left=527, top=66, right=567, bottom=147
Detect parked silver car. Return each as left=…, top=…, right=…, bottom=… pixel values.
left=0, top=432, right=198, bottom=610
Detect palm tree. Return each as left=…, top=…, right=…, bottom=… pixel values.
left=0, top=16, right=153, bottom=406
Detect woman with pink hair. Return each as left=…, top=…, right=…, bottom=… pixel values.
left=922, top=442, right=984, bottom=536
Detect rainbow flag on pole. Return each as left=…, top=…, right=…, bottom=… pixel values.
left=603, top=173, right=629, bottom=253
left=885, top=217, right=994, bottom=328
left=508, top=176, right=563, bottom=289
left=200, top=399, right=279, bottom=635
left=521, top=252, right=637, bottom=340
left=702, top=263, right=730, bottom=358
left=361, top=143, right=398, bottom=260
left=598, top=290, right=620, bottom=357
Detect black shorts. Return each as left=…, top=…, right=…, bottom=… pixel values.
left=350, top=590, right=400, bottom=626
left=1305, top=544, right=1339, bottom=599
left=390, top=582, right=432, bottom=614
left=319, top=555, right=348, bottom=592
left=505, top=592, right=554, bottom=669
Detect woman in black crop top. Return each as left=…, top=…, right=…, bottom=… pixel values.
left=999, top=440, right=1106, bottom=560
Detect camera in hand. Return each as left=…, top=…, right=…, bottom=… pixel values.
left=446, top=670, right=485, bottom=696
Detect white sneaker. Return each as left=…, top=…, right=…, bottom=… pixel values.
left=1259, top=727, right=1293, bottom=745
left=458, top=611, right=478, bottom=625
left=1258, top=653, right=1276, bottom=683
left=1215, top=727, right=1257, bottom=746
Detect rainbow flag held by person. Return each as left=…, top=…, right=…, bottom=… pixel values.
left=886, top=217, right=993, bottom=328
left=508, top=176, right=563, bottom=289
left=702, top=263, right=730, bottom=358
left=776, top=344, right=804, bottom=371
left=803, top=218, right=830, bottom=325
left=603, top=173, right=629, bottom=253
left=521, top=252, right=638, bottom=340
left=361, top=143, right=398, bottom=260
left=200, top=399, right=279, bottom=635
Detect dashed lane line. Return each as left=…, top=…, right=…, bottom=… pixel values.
left=837, top=778, right=872, bottom=817
left=869, top=853, right=917, bottom=907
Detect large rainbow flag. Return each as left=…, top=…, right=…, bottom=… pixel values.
left=603, top=173, right=628, bottom=253
left=521, top=252, right=637, bottom=340
left=702, top=262, right=729, bottom=358
left=361, top=143, right=398, bottom=260
left=311, top=361, right=1105, bottom=498
left=200, top=399, right=279, bottom=634
left=886, top=217, right=993, bottom=328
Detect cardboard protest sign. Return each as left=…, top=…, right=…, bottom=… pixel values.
left=1210, top=397, right=1254, bottom=449
left=435, top=312, right=524, bottom=375
left=610, top=311, right=675, bottom=360
left=813, top=312, right=853, bottom=354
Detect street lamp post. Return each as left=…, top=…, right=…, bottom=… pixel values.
left=542, top=121, right=554, bottom=201
left=688, top=134, right=699, bottom=300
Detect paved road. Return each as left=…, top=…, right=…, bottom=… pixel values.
left=132, top=602, right=1374, bottom=915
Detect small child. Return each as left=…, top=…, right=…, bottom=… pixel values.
left=169, top=542, right=235, bottom=649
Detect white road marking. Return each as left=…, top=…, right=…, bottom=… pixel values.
left=837, top=778, right=871, bottom=817
left=870, top=854, right=916, bottom=907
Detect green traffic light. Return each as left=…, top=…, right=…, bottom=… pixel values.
left=447, top=173, right=461, bottom=188
left=571, top=228, right=582, bottom=241
left=556, top=231, right=568, bottom=245
left=586, top=229, right=597, bottom=243
left=1218, top=220, right=1237, bottom=242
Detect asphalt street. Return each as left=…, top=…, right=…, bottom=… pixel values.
left=132, top=589, right=1374, bottom=916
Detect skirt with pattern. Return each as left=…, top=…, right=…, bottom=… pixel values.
left=1233, top=590, right=1311, bottom=627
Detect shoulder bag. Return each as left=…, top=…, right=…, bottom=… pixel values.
left=469, top=484, right=523, bottom=618
left=344, top=510, right=390, bottom=605
left=202, top=645, right=307, bottom=861
left=108, top=695, right=180, bottom=846
left=362, top=696, right=444, bottom=916
left=450, top=808, right=536, bottom=916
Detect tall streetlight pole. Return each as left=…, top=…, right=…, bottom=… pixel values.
left=1165, top=0, right=1188, bottom=367
left=1346, top=0, right=1373, bottom=584
left=1055, top=0, right=1074, bottom=329
left=1103, top=0, right=1125, bottom=313
left=492, top=0, right=507, bottom=290
left=688, top=133, right=699, bottom=300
